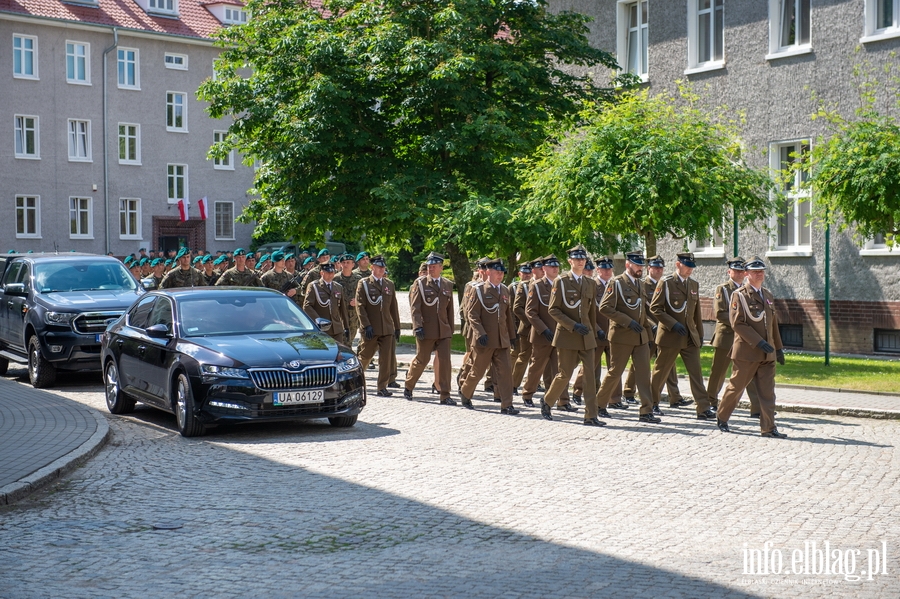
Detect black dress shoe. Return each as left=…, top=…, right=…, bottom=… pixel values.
left=556, top=403, right=578, bottom=412
left=696, top=408, right=717, bottom=420
left=750, top=412, right=760, bottom=418
left=430, top=384, right=437, bottom=394
left=460, top=396, right=475, bottom=410
left=761, top=428, right=788, bottom=438
left=440, top=397, right=457, bottom=406
left=717, top=418, right=730, bottom=432
left=375, top=388, right=393, bottom=397
left=484, top=385, right=494, bottom=393
left=540, top=400, right=553, bottom=421
left=501, top=406, right=520, bottom=415
left=387, top=381, right=400, bottom=388
left=652, top=405, right=664, bottom=416
left=598, top=409, right=611, bottom=418
left=639, top=413, right=661, bottom=423
left=537, top=385, right=545, bottom=392
left=583, top=417, right=606, bottom=427
left=669, top=398, right=694, bottom=408
left=512, top=387, right=519, bottom=396
left=493, top=397, right=502, bottom=403
left=522, top=398, right=535, bottom=407
left=572, top=394, right=582, bottom=406
left=624, top=396, right=638, bottom=404
left=609, top=402, right=629, bottom=410
left=403, top=388, right=414, bottom=401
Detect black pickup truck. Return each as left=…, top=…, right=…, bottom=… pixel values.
left=0, top=253, right=143, bottom=387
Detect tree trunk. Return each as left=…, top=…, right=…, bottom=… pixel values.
left=644, top=230, right=657, bottom=258
left=444, top=241, right=471, bottom=303
left=504, top=252, right=518, bottom=285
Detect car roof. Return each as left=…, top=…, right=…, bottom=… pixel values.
left=152, top=287, right=286, bottom=300
left=5, top=253, right=117, bottom=261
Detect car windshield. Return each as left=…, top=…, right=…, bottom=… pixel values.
left=177, top=294, right=318, bottom=337
left=34, top=261, right=138, bottom=293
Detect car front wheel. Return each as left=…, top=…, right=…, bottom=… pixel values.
left=104, top=359, right=135, bottom=414
left=174, top=372, right=204, bottom=437
left=28, top=336, right=57, bottom=388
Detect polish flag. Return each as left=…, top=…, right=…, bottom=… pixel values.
left=197, top=196, right=208, bottom=220
left=178, top=198, right=190, bottom=222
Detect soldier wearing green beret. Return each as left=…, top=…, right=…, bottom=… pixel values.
left=215, top=248, right=262, bottom=287
left=160, top=248, right=206, bottom=289
left=261, top=251, right=299, bottom=299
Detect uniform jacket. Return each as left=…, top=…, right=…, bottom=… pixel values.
left=464, top=281, right=516, bottom=349
left=513, top=280, right=532, bottom=336
left=160, top=267, right=206, bottom=289
left=461, top=279, right=483, bottom=339
left=710, top=279, right=742, bottom=349
left=729, top=283, right=784, bottom=362
left=548, top=272, right=598, bottom=351
left=594, top=277, right=612, bottom=351
left=650, top=274, right=704, bottom=349
left=303, top=279, right=350, bottom=334
left=525, top=276, right=556, bottom=346
left=409, top=275, right=454, bottom=339
left=215, top=266, right=262, bottom=287
left=356, top=276, right=400, bottom=336
left=599, top=272, right=651, bottom=346
left=261, top=269, right=299, bottom=294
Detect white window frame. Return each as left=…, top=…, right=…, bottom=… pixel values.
left=117, top=123, right=141, bottom=165
left=65, top=41, right=91, bottom=85
left=167, top=164, right=188, bottom=204
left=212, top=130, right=234, bottom=170
left=67, top=119, right=92, bottom=162
left=686, top=0, right=725, bottom=74
left=860, top=233, right=897, bottom=256
left=15, top=195, right=41, bottom=239
left=766, top=0, right=811, bottom=60
left=13, top=34, right=39, bottom=80
left=69, top=196, right=93, bottom=239
left=862, top=0, right=900, bottom=43
left=768, top=140, right=812, bottom=257
left=166, top=91, right=188, bottom=132
left=214, top=201, right=235, bottom=240
left=688, top=221, right=726, bottom=258
left=164, top=53, right=188, bottom=70
left=14, top=115, right=40, bottom=159
left=116, top=47, right=140, bottom=90
left=616, top=0, right=649, bottom=82
left=223, top=7, right=249, bottom=23
left=119, top=198, right=142, bottom=240
left=148, top=0, right=177, bottom=15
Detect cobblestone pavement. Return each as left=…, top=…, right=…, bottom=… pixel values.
left=1, top=364, right=898, bottom=599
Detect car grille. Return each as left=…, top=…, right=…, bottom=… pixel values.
left=72, top=311, right=123, bottom=335
left=249, top=366, right=337, bottom=390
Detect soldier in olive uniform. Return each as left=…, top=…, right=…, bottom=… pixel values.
left=459, top=259, right=519, bottom=415
left=716, top=257, right=787, bottom=438
left=649, top=252, right=716, bottom=420
left=353, top=252, right=372, bottom=279
left=336, top=253, right=363, bottom=346
left=510, top=262, right=534, bottom=394
left=303, top=262, right=350, bottom=344
left=160, top=248, right=206, bottom=289
left=303, top=248, right=332, bottom=287
left=149, top=258, right=165, bottom=289
left=356, top=255, right=401, bottom=396
left=215, top=248, right=263, bottom=287
left=261, top=251, right=299, bottom=299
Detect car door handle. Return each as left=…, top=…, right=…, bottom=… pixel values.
left=7, top=301, right=12, bottom=309
left=138, top=345, right=146, bottom=355
left=116, top=339, right=124, bottom=347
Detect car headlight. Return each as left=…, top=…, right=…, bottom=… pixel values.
left=45, top=311, right=77, bottom=326
left=336, top=355, right=360, bottom=373
left=200, top=364, right=250, bottom=379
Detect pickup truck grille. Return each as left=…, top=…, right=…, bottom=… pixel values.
left=72, top=312, right=123, bottom=335
left=249, top=366, right=337, bottom=390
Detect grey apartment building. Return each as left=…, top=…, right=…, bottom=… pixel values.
left=552, top=0, right=900, bottom=355
left=1, top=0, right=255, bottom=257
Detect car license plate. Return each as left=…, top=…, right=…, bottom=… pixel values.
left=274, top=389, right=324, bottom=406
left=95, top=334, right=102, bottom=343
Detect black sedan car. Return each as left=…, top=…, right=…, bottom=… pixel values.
left=101, top=287, right=365, bottom=436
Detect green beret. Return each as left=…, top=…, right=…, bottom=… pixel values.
left=192, top=256, right=203, bottom=264
left=150, top=258, right=162, bottom=267
left=233, top=248, right=246, bottom=257
left=213, top=255, right=226, bottom=265
left=302, top=256, right=314, bottom=266
left=317, top=248, right=330, bottom=258
left=175, top=247, right=190, bottom=260
left=124, top=257, right=133, bottom=265
left=285, top=253, right=295, bottom=261
left=202, top=255, right=213, bottom=264
left=356, top=251, right=369, bottom=261
left=165, top=259, right=173, bottom=266
left=259, top=253, right=270, bottom=263
left=271, top=251, right=285, bottom=262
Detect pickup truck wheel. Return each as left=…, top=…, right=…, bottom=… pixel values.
left=104, top=359, right=136, bottom=414
left=28, top=336, right=56, bottom=388
left=0, top=356, right=8, bottom=376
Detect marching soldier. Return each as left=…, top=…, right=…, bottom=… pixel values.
left=716, top=256, right=787, bottom=438
left=597, top=251, right=658, bottom=423
left=458, top=259, right=519, bottom=414
left=404, top=252, right=456, bottom=404
left=457, top=258, right=491, bottom=389
left=303, top=261, right=350, bottom=344
left=260, top=251, right=299, bottom=298
left=707, top=257, right=760, bottom=413
left=539, top=245, right=603, bottom=426
left=336, top=253, right=363, bottom=345
left=649, top=252, right=717, bottom=420
left=216, top=248, right=263, bottom=287
left=510, top=262, right=534, bottom=395
left=521, top=255, right=571, bottom=408
left=356, top=255, right=401, bottom=397
left=160, top=248, right=206, bottom=289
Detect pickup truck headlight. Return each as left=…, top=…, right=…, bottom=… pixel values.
left=45, top=311, right=77, bottom=326
left=336, top=355, right=360, bottom=373
left=200, top=364, right=250, bottom=379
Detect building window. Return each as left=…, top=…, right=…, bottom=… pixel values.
left=68, top=119, right=92, bottom=162
left=688, top=223, right=725, bottom=257
left=120, top=198, right=141, bottom=239
left=66, top=41, right=90, bottom=84
left=768, top=0, right=810, bottom=57
left=166, top=92, right=187, bottom=132
left=215, top=201, right=234, bottom=239
left=213, top=131, right=234, bottom=169
left=167, top=164, right=187, bottom=203
left=117, top=48, right=139, bottom=89
left=69, top=197, right=92, bottom=238
left=15, top=115, right=39, bottom=159
left=13, top=34, right=38, bottom=79
left=118, top=123, right=140, bottom=164
left=224, top=7, right=248, bottom=23
left=864, top=0, right=900, bottom=41
left=164, top=53, right=187, bottom=70
left=770, top=140, right=811, bottom=253
left=687, top=0, right=724, bottom=71
left=875, top=329, right=900, bottom=353
left=15, top=195, right=40, bottom=238
left=148, top=0, right=176, bottom=13
left=860, top=232, right=896, bottom=255
left=779, top=324, right=803, bottom=348
left=617, top=1, right=649, bottom=80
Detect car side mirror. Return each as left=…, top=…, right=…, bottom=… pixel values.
left=146, top=323, right=171, bottom=338
left=3, top=282, right=26, bottom=296
left=315, top=318, right=331, bottom=332
left=141, top=277, right=158, bottom=290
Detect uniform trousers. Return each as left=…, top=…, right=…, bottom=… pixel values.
left=706, top=345, right=760, bottom=413
left=598, top=342, right=653, bottom=415
left=544, top=348, right=597, bottom=419
left=347, top=310, right=360, bottom=346
left=717, top=359, right=777, bottom=434
left=406, top=338, right=452, bottom=400
left=624, top=339, right=681, bottom=400
left=511, top=335, right=533, bottom=388
left=460, top=347, right=513, bottom=408
left=357, top=334, right=394, bottom=391
left=574, top=344, right=621, bottom=401
left=522, top=343, right=568, bottom=402
left=651, top=343, right=711, bottom=413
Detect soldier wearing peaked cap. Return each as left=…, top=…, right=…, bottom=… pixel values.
left=716, top=256, right=786, bottom=437
left=510, top=261, right=534, bottom=395
left=649, top=252, right=716, bottom=420
left=707, top=257, right=760, bottom=413
left=457, top=258, right=496, bottom=394
left=216, top=248, right=263, bottom=287
left=336, top=253, right=363, bottom=346
left=303, top=261, right=350, bottom=344
left=356, top=255, right=401, bottom=396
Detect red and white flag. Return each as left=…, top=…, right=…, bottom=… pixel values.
left=178, top=198, right=190, bottom=222
left=197, top=196, right=208, bottom=220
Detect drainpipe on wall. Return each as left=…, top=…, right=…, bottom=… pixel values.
left=825, top=219, right=831, bottom=366
left=102, top=27, right=119, bottom=255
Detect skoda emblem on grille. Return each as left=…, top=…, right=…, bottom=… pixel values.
left=289, top=360, right=301, bottom=369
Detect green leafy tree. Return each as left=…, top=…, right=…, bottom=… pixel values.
left=520, top=88, right=775, bottom=256
left=198, top=0, right=620, bottom=290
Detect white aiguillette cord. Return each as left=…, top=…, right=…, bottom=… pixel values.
left=417, top=277, right=440, bottom=307
left=557, top=277, right=581, bottom=309
left=616, top=279, right=641, bottom=310
left=311, top=281, right=332, bottom=307
left=736, top=289, right=767, bottom=324
left=361, top=278, right=383, bottom=305
left=475, top=283, right=500, bottom=313
left=664, top=277, right=687, bottom=314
